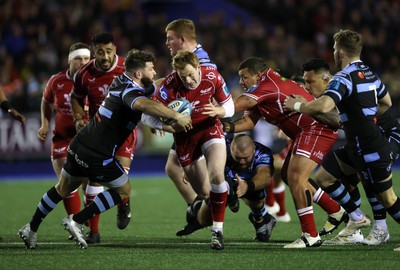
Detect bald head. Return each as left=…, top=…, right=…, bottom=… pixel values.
left=231, top=134, right=255, bottom=152
left=230, top=134, right=255, bottom=169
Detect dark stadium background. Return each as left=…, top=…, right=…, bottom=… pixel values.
left=1, top=0, right=399, bottom=178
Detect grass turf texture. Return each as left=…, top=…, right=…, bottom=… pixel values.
left=1, top=175, right=400, bottom=270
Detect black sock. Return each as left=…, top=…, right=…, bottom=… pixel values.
left=73, top=190, right=122, bottom=224
left=349, top=187, right=361, bottom=207
left=30, top=186, right=63, bottom=232
left=324, top=181, right=358, bottom=213
left=365, top=188, right=386, bottom=220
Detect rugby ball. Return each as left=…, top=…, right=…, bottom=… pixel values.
left=163, top=98, right=192, bottom=125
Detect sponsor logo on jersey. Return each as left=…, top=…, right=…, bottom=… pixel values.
left=313, top=151, right=324, bottom=160
left=54, top=147, right=67, bottom=153
left=193, top=100, right=202, bottom=113
left=158, top=86, right=169, bottom=101
left=358, top=72, right=365, bottom=79
left=88, top=78, right=96, bottom=83
left=179, top=153, right=190, bottom=162
left=125, top=147, right=132, bottom=153
left=205, top=72, right=216, bottom=80
left=259, top=156, right=271, bottom=164
left=191, top=100, right=200, bottom=109
left=200, top=87, right=212, bottom=94
left=74, top=154, right=89, bottom=168
left=387, top=162, right=392, bottom=172
left=166, top=75, right=174, bottom=84
left=212, top=200, right=225, bottom=205
left=64, top=93, right=71, bottom=103
left=57, top=83, right=64, bottom=89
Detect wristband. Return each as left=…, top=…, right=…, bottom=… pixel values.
left=246, top=181, right=255, bottom=194
left=228, top=122, right=235, bottom=133
left=0, top=100, right=12, bottom=112
left=293, top=102, right=302, bottom=112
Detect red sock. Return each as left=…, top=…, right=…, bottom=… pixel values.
left=63, top=189, right=81, bottom=215
left=314, top=188, right=340, bottom=214
left=297, top=206, right=318, bottom=237
left=210, top=191, right=228, bottom=222
left=274, top=189, right=286, bottom=216
left=85, top=192, right=100, bottom=233
left=265, top=178, right=275, bottom=207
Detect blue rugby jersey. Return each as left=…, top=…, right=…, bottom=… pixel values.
left=225, top=139, right=273, bottom=183
left=323, top=60, right=388, bottom=152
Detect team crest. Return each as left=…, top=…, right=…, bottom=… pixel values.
left=328, top=78, right=341, bottom=90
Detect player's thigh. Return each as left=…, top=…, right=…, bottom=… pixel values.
left=314, top=165, right=338, bottom=188
left=202, top=141, right=226, bottom=183
left=287, top=154, right=317, bottom=184
left=183, top=159, right=210, bottom=197
left=51, top=157, right=66, bottom=179
left=165, top=149, right=182, bottom=173
left=55, top=172, right=83, bottom=197
left=116, top=155, right=132, bottom=169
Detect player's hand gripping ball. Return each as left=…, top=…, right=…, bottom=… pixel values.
left=163, top=98, right=192, bottom=125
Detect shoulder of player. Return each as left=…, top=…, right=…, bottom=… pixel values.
left=200, top=67, right=222, bottom=83
left=114, top=74, right=144, bottom=93
left=116, top=55, right=126, bottom=69
left=200, top=65, right=217, bottom=72
left=47, top=71, right=64, bottom=83
left=255, top=142, right=272, bottom=155
left=161, top=72, right=179, bottom=88
left=46, top=71, right=71, bottom=87
left=328, top=72, right=351, bottom=89
left=74, top=60, right=95, bottom=80
left=154, top=78, right=176, bottom=103
left=79, top=59, right=95, bottom=73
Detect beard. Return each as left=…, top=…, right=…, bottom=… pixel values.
left=141, top=76, right=153, bottom=88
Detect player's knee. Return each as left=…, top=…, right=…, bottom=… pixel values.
left=313, top=169, right=335, bottom=188
left=197, top=190, right=209, bottom=199
left=165, top=162, right=178, bottom=178
left=55, top=183, right=68, bottom=198
left=374, top=184, right=398, bottom=209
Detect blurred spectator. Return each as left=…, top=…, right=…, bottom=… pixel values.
left=0, top=0, right=399, bottom=118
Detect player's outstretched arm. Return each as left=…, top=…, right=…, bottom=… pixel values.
left=134, top=97, right=192, bottom=132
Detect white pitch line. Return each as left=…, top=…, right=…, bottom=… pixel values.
left=3, top=241, right=287, bottom=247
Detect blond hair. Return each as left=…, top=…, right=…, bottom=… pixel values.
left=165, top=19, right=196, bottom=42
left=172, top=50, right=199, bottom=71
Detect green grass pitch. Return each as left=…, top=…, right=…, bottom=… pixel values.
left=1, top=174, right=400, bottom=270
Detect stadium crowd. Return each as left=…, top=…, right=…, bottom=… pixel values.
left=2, top=0, right=400, bottom=252
left=1, top=0, right=400, bottom=115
